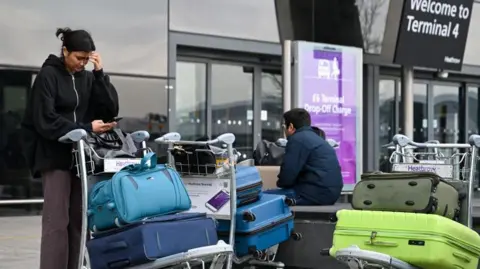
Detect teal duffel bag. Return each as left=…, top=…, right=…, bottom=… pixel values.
left=87, top=152, right=191, bottom=231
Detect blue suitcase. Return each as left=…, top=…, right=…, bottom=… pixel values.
left=217, top=193, right=295, bottom=257
left=236, top=166, right=263, bottom=206
left=87, top=152, right=191, bottom=231
left=87, top=213, right=218, bottom=269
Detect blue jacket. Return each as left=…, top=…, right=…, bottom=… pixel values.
left=277, top=127, right=343, bottom=205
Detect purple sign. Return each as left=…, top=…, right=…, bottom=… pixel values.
left=296, top=43, right=361, bottom=187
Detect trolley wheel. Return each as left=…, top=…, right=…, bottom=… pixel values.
left=291, top=232, right=303, bottom=241
left=243, top=211, right=256, bottom=222
left=320, top=248, right=330, bottom=256
left=285, top=197, right=296, bottom=206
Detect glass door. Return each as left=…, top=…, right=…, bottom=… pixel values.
left=432, top=83, right=462, bottom=143
left=210, top=63, right=254, bottom=159
left=260, top=69, right=283, bottom=142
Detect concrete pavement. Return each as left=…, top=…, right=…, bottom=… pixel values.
left=0, top=216, right=40, bottom=269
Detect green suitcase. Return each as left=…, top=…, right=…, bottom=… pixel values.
left=330, top=210, right=480, bottom=269
left=352, top=171, right=460, bottom=219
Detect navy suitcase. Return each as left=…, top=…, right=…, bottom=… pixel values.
left=87, top=213, right=218, bottom=269
left=236, top=166, right=263, bottom=206
left=217, top=193, right=297, bottom=257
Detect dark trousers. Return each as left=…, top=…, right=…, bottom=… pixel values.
left=40, top=170, right=82, bottom=269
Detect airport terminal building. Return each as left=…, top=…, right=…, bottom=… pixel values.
left=1, top=0, right=480, bottom=214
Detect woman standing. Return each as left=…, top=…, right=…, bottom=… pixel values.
left=21, top=27, right=119, bottom=269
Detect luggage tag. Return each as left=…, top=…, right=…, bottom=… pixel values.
left=103, top=158, right=142, bottom=173
left=392, top=163, right=453, bottom=179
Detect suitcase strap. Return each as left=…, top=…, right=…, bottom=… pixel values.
left=361, top=172, right=442, bottom=185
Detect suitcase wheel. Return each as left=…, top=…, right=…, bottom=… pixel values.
left=320, top=248, right=330, bottom=256
left=291, top=232, right=303, bottom=241
left=243, top=211, right=256, bottom=222
left=250, top=249, right=263, bottom=259
left=285, top=197, right=296, bottom=206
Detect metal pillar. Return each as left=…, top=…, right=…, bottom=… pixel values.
left=401, top=66, right=414, bottom=138
left=282, top=40, right=292, bottom=112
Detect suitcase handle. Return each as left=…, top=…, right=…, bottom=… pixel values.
left=364, top=239, right=398, bottom=247
left=452, top=252, right=472, bottom=263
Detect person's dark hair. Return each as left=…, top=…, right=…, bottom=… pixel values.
left=283, top=108, right=311, bottom=129
left=311, top=126, right=326, bottom=139
left=55, top=27, right=96, bottom=55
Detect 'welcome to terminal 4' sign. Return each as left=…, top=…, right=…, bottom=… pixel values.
left=394, top=0, right=474, bottom=71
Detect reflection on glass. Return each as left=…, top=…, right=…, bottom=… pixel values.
left=467, top=86, right=479, bottom=135
left=433, top=85, right=460, bottom=143
left=378, top=80, right=395, bottom=172
left=398, top=83, right=428, bottom=142
left=463, top=3, right=480, bottom=65
left=175, top=62, right=207, bottom=140
left=356, top=0, right=390, bottom=54
left=169, top=0, right=279, bottom=42
left=261, top=72, right=283, bottom=142
left=111, top=76, right=168, bottom=155
left=211, top=64, right=253, bottom=159
left=0, top=70, right=42, bottom=215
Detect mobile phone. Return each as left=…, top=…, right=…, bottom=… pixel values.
left=108, top=117, right=123, bottom=123
left=205, top=190, right=230, bottom=212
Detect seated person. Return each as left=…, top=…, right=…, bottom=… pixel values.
left=311, top=126, right=326, bottom=139
left=264, top=108, right=343, bottom=205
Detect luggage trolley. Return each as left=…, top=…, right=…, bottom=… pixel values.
left=58, top=129, right=233, bottom=269
left=326, top=134, right=480, bottom=269
left=154, top=132, right=238, bottom=269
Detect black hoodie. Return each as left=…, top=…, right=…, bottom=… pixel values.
left=22, top=54, right=119, bottom=174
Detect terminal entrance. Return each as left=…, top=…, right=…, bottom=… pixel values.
left=378, top=78, right=478, bottom=172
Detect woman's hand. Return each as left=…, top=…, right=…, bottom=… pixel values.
left=91, top=120, right=116, bottom=133
left=89, top=52, right=103, bottom=71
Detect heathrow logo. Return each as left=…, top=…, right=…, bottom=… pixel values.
left=317, top=57, right=340, bottom=80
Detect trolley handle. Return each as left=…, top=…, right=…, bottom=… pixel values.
left=468, top=134, right=480, bottom=148
left=392, top=134, right=470, bottom=149
left=58, top=129, right=87, bottom=143
left=130, top=130, right=150, bottom=144
left=155, top=132, right=236, bottom=146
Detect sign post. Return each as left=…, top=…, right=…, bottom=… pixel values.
left=394, top=0, right=474, bottom=70
left=292, top=41, right=363, bottom=192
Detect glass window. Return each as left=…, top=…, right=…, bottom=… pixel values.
left=398, top=83, right=428, bottom=142
left=175, top=62, right=207, bottom=140
left=378, top=80, right=395, bottom=172
left=278, top=0, right=390, bottom=52
left=261, top=72, right=283, bottom=142
left=0, top=70, right=41, bottom=215
left=467, top=86, right=479, bottom=135
left=356, top=0, right=391, bottom=54
left=433, top=85, right=461, bottom=143
left=169, top=0, right=279, bottom=42
left=211, top=64, right=253, bottom=159
left=463, top=2, right=480, bottom=65
left=0, top=0, right=168, bottom=76
left=111, top=76, right=169, bottom=155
